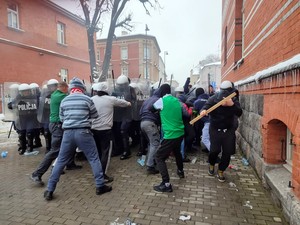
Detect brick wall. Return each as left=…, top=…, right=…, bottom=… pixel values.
left=0, top=0, right=91, bottom=86
left=222, top=0, right=300, bottom=202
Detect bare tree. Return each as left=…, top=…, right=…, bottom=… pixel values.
left=99, top=0, right=159, bottom=82
left=78, top=0, right=158, bottom=82
left=79, top=0, right=109, bottom=82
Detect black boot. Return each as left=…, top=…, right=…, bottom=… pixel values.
left=26, top=132, right=34, bottom=153
left=18, top=132, right=27, bottom=155
left=120, top=136, right=131, bottom=160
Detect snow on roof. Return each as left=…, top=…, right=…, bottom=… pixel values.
left=235, top=54, right=300, bottom=86
left=202, top=61, right=221, bottom=67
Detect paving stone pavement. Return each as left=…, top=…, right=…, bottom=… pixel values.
left=0, top=124, right=288, bottom=225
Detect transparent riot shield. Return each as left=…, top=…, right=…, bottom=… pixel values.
left=3, top=82, right=20, bottom=121
left=130, top=79, right=151, bottom=121
left=37, top=83, right=52, bottom=124
left=111, top=80, right=134, bottom=122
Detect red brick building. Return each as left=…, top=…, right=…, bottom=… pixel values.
left=0, top=0, right=91, bottom=87
left=96, top=33, right=161, bottom=82
left=222, top=0, right=300, bottom=223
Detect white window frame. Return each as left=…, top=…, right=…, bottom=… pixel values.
left=121, top=65, right=128, bottom=76
left=144, top=66, right=149, bottom=79
left=60, top=68, right=68, bottom=82
left=144, top=45, right=150, bottom=60
left=7, top=3, right=19, bottom=29
left=121, top=47, right=128, bottom=60
left=57, top=22, right=66, bottom=45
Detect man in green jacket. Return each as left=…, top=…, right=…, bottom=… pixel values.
left=152, top=84, right=188, bottom=192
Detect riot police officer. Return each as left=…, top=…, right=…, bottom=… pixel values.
left=112, top=74, right=136, bottom=160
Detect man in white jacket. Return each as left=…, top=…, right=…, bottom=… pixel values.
left=91, top=82, right=131, bottom=182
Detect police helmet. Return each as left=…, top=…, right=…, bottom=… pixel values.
left=18, top=83, right=31, bottom=91
left=9, top=84, right=19, bottom=89
left=29, top=83, right=39, bottom=89
left=47, top=79, right=59, bottom=86
left=116, top=74, right=129, bottom=85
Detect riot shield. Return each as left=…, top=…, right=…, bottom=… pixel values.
left=37, top=83, right=52, bottom=124
left=111, top=81, right=134, bottom=122
left=13, top=85, right=40, bottom=131
left=130, top=79, right=151, bottom=121
left=3, top=82, right=20, bottom=121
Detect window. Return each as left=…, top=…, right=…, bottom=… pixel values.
left=60, top=69, right=68, bottom=82
left=144, top=45, right=150, bottom=60
left=121, top=47, right=128, bottom=60
left=57, top=22, right=66, bottom=45
left=7, top=3, right=19, bottom=29
left=121, top=65, right=128, bottom=76
left=144, top=66, right=149, bottom=79
left=96, top=51, right=100, bottom=62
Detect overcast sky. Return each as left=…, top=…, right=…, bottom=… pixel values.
left=114, top=0, right=223, bottom=86
left=53, top=0, right=222, bottom=86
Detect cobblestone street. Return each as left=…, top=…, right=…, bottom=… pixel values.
left=0, top=121, right=288, bottom=225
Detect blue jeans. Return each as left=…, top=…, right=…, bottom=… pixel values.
left=201, top=122, right=211, bottom=151
left=47, top=128, right=104, bottom=192
left=140, top=120, right=160, bottom=167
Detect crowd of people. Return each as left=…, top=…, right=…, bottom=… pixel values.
left=6, top=75, right=242, bottom=200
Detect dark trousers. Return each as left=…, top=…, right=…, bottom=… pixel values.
left=208, top=127, right=236, bottom=171
left=32, top=122, right=74, bottom=178
left=92, top=129, right=112, bottom=174
left=155, top=136, right=184, bottom=183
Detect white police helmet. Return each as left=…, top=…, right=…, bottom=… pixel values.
left=116, top=74, right=129, bottom=85
left=9, top=84, right=19, bottom=89
left=47, top=79, right=59, bottom=86
left=18, top=83, right=31, bottom=91
left=29, top=83, right=39, bottom=89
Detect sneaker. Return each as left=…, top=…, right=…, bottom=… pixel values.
left=147, top=166, right=159, bottom=175
left=177, top=169, right=185, bottom=178
left=96, top=185, right=112, bottom=195
left=30, top=174, right=44, bottom=186
left=65, top=164, right=82, bottom=170
left=44, top=190, right=53, bottom=201
left=208, top=165, right=215, bottom=176
left=104, top=174, right=114, bottom=183
left=217, top=170, right=225, bottom=182
left=153, top=182, right=173, bottom=192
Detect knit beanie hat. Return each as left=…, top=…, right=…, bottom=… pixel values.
left=69, top=77, right=86, bottom=91
left=195, top=87, right=205, bottom=97
left=159, top=83, right=171, bottom=97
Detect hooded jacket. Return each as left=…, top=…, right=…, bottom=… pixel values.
left=139, top=89, right=161, bottom=125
